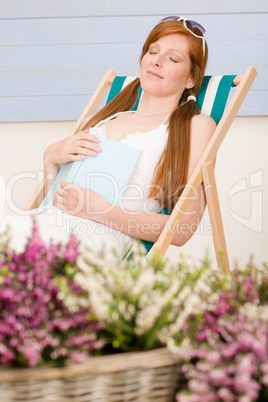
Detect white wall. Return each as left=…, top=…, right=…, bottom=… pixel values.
left=1, top=116, right=267, bottom=268
left=178, top=116, right=268, bottom=269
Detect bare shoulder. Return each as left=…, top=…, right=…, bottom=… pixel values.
left=191, top=114, right=216, bottom=143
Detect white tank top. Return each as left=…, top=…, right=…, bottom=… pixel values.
left=90, top=111, right=170, bottom=213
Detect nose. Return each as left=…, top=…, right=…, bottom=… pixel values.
left=152, top=53, right=162, bottom=67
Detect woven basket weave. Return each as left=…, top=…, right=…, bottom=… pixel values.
left=0, top=348, right=183, bottom=401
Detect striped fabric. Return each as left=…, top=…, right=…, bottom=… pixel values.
left=196, top=75, right=236, bottom=124
left=106, top=74, right=236, bottom=253
left=106, top=74, right=236, bottom=124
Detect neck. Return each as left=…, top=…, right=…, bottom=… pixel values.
left=136, top=93, right=180, bottom=117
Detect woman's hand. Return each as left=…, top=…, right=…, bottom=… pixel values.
left=44, top=130, right=102, bottom=166
left=43, top=130, right=102, bottom=194
left=54, top=180, right=111, bottom=221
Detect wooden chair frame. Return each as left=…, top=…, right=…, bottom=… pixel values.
left=27, top=67, right=257, bottom=273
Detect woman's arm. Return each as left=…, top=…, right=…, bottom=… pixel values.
left=43, top=129, right=101, bottom=193
left=54, top=114, right=216, bottom=246
left=54, top=177, right=205, bottom=247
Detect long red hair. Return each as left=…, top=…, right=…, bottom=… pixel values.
left=83, top=20, right=208, bottom=210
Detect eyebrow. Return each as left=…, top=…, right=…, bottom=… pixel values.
left=150, top=43, right=184, bottom=56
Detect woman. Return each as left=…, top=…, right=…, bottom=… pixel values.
left=5, top=17, right=216, bottom=256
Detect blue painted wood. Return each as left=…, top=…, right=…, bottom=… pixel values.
left=1, top=41, right=266, bottom=73
left=0, top=16, right=153, bottom=46
left=0, top=43, right=142, bottom=72
left=226, top=90, right=268, bottom=116
left=1, top=14, right=267, bottom=46
left=0, top=65, right=266, bottom=98
left=205, top=65, right=265, bottom=91
left=0, top=95, right=106, bottom=122
left=0, top=0, right=267, bottom=18
left=1, top=90, right=266, bottom=123
left=0, top=70, right=137, bottom=97
left=0, top=0, right=266, bottom=122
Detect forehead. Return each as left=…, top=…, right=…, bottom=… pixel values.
left=151, top=33, right=190, bottom=53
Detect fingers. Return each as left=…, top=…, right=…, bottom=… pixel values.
left=54, top=183, right=67, bottom=208
left=77, top=131, right=101, bottom=144
left=60, top=141, right=102, bottom=163
left=70, top=134, right=102, bottom=158
left=45, top=131, right=102, bottom=165
left=78, top=139, right=102, bottom=151
left=64, top=154, right=86, bottom=162
left=55, top=181, right=76, bottom=201
left=54, top=181, right=83, bottom=215
left=54, top=181, right=70, bottom=204
left=74, top=140, right=102, bottom=157
left=60, top=180, right=71, bottom=188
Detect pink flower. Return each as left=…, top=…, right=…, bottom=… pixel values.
left=196, top=329, right=208, bottom=342
left=221, top=343, right=239, bottom=359
left=0, top=218, right=102, bottom=368
left=203, top=313, right=216, bottom=324
left=206, top=351, right=221, bottom=364
left=217, top=388, right=236, bottom=402
left=213, top=300, right=230, bottom=316
left=69, top=350, right=88, bottom=363
left=20, top=344, right=41, bottom=367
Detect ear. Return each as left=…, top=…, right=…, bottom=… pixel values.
left=185, top=74, right=196, bottom=90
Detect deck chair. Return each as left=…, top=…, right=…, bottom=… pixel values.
left=26, top=67, right=257, bottom=273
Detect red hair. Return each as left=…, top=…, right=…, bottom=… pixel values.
left=83, top=20, right=208, bottom=210
left=143, top=20, right=208, bottom=209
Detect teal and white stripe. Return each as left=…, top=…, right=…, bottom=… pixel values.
left=107, top=74, right=236, bottom=124
left=200, top=75, right=223, bottom=116
left=106, top=73, right=236, bottom=253
left=121, top=76, right=138, bottom=90
left=196, top=75, right=236, bottom=124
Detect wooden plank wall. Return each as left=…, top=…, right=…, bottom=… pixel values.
left=0, top=0, right=267, bottom=122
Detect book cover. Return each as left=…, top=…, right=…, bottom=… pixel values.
left=41, top=135, right=142, bottom=207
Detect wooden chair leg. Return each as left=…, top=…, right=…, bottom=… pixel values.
left=201, top=162, right=230, bottom=274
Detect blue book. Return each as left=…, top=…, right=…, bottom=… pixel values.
left=41, top=135, right=142, bottom=207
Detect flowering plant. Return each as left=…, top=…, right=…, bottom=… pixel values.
left=0, top=218, right=103, bottom=367
left=71, top=242, right=228, bottom=353
left=69, top=243, right=268, bottom=401
left=0, top=219, right=268, bottom=402
left=170, top=264, right=268, bottom=402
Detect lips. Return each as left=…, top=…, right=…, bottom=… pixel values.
left=147, top=70, right=164, bottom=79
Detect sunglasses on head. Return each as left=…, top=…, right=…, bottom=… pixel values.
left=158, top=16, right=206, bottom=58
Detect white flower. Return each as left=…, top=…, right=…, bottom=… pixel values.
left=132, top=268, right=155, bottom=295
left=166, top=337, right=181, bottom=355
left=240, top=303, right=268, bottom=323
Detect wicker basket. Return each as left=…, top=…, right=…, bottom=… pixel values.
left=0, top=348, right=183, bottom=401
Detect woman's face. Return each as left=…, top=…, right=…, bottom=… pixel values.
left=140, top=33, right=195, bottom=101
